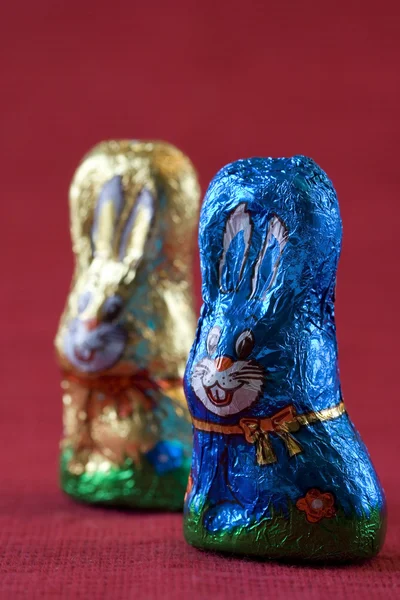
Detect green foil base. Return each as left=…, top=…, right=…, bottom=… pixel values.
left=184, top=501, right=386, bottom=562
left=61, top=448, right=190, bottom=511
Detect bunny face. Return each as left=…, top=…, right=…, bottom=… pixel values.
left=63, top=302, right=126, bottom=372
left=56, top=141, right=200, bottom=380
left=62, top=262, right=130, bottom=373
left=60, top=175, right=155, bottom=374
left=190, top=200, right=288, bottom=417
left=191, top=326, right=265, bottom=416
left=187, top=156, right=342, bottom=419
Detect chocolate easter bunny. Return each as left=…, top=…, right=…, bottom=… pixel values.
left=55, top=140, right=200, bottom=509
left=184, top=156, right=386, bottom=560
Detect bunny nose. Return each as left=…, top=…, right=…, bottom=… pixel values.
left=84, top=318, right=98, bottom=331
left=215, top=356, right=233, bottom=372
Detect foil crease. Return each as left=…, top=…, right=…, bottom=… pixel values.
left=183, top=156, right=386, bottom=560
left=55, top=140, right=200, bottom=509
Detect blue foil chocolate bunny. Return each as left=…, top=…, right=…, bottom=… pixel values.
left=183, top=156, right=386, bottom=561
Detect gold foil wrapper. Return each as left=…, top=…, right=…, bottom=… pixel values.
left=55, top=140, right=200, bottom=508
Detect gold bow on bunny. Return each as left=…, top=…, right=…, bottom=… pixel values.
left=192, top=401, right=346, bottom=465
left=239, top=405, right=303, bottom=465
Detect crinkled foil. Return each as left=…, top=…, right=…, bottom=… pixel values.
left=183, top=156, right=386, bottom=561
left=55, top=140, right=200, bottom=509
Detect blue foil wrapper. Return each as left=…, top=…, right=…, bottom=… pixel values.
left=183, top=156, right=386, bottom=561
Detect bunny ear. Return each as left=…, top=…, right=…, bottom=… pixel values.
left=91, top=175, right=124, bottom=258
left=250, top=214, right=288, bottom=299
left=219, top=203, right=253, bottom=293
left=118, top=186, right=155, bottom=267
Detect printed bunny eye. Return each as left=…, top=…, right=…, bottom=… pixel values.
left=102, top=295, right=124, bottom=322
left=235, top=330, right=254, bottom=359
left=206, top=326, right=221, bottom=355
left=78, top=291, right=92, bottom=314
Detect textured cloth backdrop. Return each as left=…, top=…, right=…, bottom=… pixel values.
left=0, top=1, right=399, bottom=598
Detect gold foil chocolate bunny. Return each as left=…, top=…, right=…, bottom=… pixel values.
left=55, top=140, right=200, bottom=509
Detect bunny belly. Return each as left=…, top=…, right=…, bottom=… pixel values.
left=184, top=417, right=385, bottom=559
left=60, top=381, right=192, bottom=509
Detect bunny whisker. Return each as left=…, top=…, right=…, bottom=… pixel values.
left=232, top=371, right=264, bottom=378
left=194, top=367, right=209, bottom=376
left=235, top=368, right=261, bottom=374
left=233, top=378, right=264, bottom=386
left=232, top=373, right=264, bottom=380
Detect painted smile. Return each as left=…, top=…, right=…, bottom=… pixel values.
left=74, top=346, right=96, bottom=362
left=204, top=383, right=243, bottom=407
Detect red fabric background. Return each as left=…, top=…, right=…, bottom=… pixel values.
left=1, top=1, right=399, bottom=598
